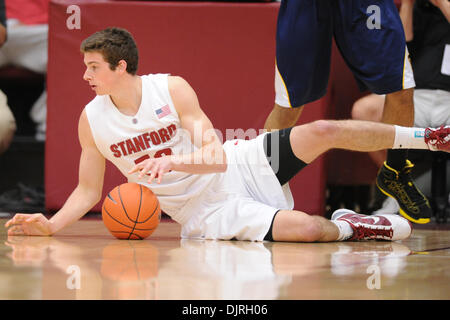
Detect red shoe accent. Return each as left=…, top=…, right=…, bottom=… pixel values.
left=337, top=213, right=394, bottom=241
left=425, top=126, right=450, bottom=152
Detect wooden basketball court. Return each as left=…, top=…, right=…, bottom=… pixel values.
left=1, top=215, right=449, bottom=301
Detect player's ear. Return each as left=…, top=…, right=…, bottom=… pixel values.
left=117, top=59, right=127, bottom=74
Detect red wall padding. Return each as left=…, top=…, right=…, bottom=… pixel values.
left=46, top=0, right=331, bottom=215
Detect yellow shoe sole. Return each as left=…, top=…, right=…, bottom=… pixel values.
left=376, top=183, right=431, bottom=224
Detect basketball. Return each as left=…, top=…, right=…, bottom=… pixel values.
left=102, top=182, right=161, bottom=240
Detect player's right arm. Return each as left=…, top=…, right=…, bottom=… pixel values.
left=5, top=110, right=105, bottom=236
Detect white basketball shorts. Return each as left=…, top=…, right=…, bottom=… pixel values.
left=413, top=89, right=450, bottom=128
left=180, top=133, right=294, bottom=241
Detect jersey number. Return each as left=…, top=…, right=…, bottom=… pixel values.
left=133, top=148, right=173, bottom=175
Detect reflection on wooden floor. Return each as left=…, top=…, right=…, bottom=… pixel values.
left=0, top=217, right=449, bottom=300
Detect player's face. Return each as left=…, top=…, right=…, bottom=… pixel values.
left=83, top=51, right=118, bottom=95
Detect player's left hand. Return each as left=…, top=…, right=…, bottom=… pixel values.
left=128, top=156, right=173, bottom=184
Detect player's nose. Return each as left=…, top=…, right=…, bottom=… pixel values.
left=83, top=69, right=92, bottom=81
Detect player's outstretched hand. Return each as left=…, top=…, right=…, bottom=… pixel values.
left=128, top=156, right=174, bottom=184
left=4, top=213, right=53, bottom=236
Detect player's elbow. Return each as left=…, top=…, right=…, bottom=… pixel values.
left=86, top=192, right=103, bottom=208
left=92, top=192, right=103, bottom=205
left=77, top=184, right=103, bottom=205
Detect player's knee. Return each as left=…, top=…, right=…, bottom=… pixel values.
left=351, top=96, right=382, bottom=121
left=0, top=103, right=16, bottom=154
left=299, top=216, right=323, bottom=242
left=351, top=98, right=368, bottom=120
left=308, top=120, right=339, bottom=143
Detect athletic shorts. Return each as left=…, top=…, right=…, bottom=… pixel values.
left=180, top=133, right=296, bottom=241
left=413, top=89, right=450, bottom=128
left=180, top=129, right=308, bottom=242
left=0, top=21, right=48, bottom=73
left=275, top=0, right=415, bottom=108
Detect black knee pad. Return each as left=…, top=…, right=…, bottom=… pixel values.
left=263, top=127, right=307, bottom=186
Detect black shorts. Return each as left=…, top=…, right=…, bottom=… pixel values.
left=276, top=0, right=413, bottom=107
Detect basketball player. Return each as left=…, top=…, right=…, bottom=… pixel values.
left=264, top=0, right=432, bottom=224
left=5, top=28, right=450, bottom=242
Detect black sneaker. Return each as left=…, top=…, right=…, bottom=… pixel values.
left=376, top=160, right=431, bottom=224
left=0, top=183, right=45, bottom=212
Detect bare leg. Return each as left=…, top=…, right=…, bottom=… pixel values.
left=271, top=204, right=414, bottom=242
left=288, top=119, right=395, bottom=164
left=382, top=88, right=414, bottom=126
left=271, top=210, right=339, bottom=242
left=351, top=94, right=387, bottom=168
left=383, top=88, right=414, bottom=169
left=264, top=103, right=303, bottom=131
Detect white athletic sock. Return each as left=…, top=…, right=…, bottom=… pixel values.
left=393, top=126, right=429, bottom=150
left=331, top=220, right=353, bottom=241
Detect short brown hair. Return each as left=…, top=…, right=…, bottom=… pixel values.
left=80, top=27, right=139, bottom=75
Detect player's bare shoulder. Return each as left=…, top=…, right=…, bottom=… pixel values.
left=78, top=108, right=98, bottom=149
left=167, top=75, right=194, bottom=97
left=167, top=75, right=200, bottom=116
left=167, top=75, right=188, bottom=88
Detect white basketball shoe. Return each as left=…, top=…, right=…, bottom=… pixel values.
left=331, top=209, right=412, bottom=241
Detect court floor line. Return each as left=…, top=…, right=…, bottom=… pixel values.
left=412, top=246, right=450, bottom=254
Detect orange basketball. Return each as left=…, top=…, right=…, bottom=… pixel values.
left=102, top=183, right=161, bottom=240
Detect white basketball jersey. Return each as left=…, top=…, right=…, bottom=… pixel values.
left=84, top=73, right=216, bottom=223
